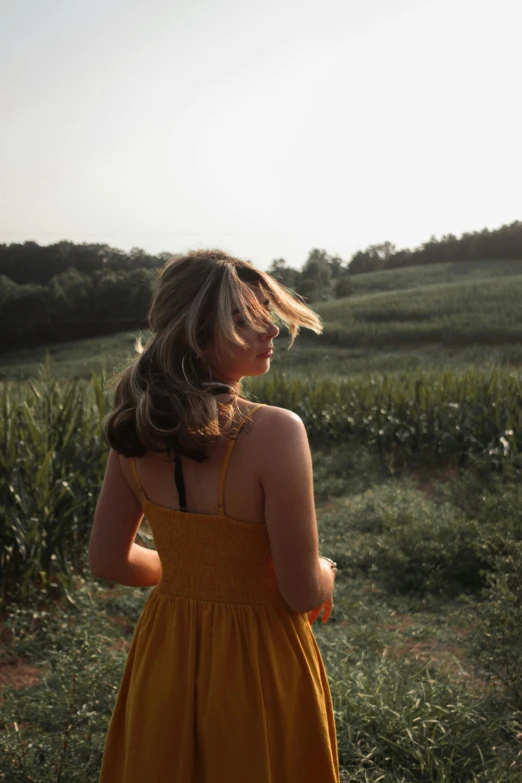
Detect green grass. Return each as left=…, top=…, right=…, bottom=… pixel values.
left=308, top=273, right=522, bottom=349
left=0, top=332, right=138, bottom=381
left=4, top=337, right=522, bottom=382
left=2, top=460, right=522, bottom=781
left=2, top=374, right=522, bottom=778
left=267, top=342, right=522, bottom=380
left=348, top=258, right=522, bottom=296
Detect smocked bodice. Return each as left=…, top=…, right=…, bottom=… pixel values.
left=143, top=499, right=283, bottom=605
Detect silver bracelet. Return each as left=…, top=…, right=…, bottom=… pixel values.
left=320, top=556, right=337, bottom=574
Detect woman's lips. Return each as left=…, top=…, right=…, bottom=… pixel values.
left=257, top=348, right=274, bottom=358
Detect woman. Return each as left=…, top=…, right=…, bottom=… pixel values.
left=89, top=249, right=340, bottom=782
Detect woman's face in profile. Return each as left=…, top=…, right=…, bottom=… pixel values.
left=204, top=284, right=279, bottom=385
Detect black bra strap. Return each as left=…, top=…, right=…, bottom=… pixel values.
left=172, top=385, right=233, bottom=512
left=174, top=453, right=187, bottom=512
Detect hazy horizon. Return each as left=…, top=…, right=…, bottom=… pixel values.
left=2, top=0, right=520, bottom=270
left=0, top=217, right=519, bottom=270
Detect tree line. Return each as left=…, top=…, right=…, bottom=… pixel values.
left=267, top=221, right=522, bottom=298
left=1, top=221, right=520, bottom=353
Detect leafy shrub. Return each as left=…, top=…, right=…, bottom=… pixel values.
left=463, top=541, right=522, bottom=708
left=326, top=483, right=488, bottom=597
left=312, top=444, right=387, bottom=502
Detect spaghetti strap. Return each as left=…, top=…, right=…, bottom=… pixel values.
left=129, top=458, right=148, bottom=502
left=218, top=403, right=264, bottom=516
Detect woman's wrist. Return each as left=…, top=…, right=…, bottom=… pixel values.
left=316, top=556, right=336, bottom=605
left=319, top=556, right=337, bottom=575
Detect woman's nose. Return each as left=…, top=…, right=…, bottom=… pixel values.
left=266, top=321, right=279, bottom=339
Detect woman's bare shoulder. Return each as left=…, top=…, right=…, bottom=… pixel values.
left=243, top=403, right=305, bottom=453
left=239, top=400, right=302, bottom=424
left=247, top=404, right=311, bottom=485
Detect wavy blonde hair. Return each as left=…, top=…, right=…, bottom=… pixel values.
left=103, top=249, right=322, bottom=461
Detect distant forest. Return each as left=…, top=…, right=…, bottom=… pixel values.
left=1, top=221, right=520, bottom=353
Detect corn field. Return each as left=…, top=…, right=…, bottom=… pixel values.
left=252, top=368, right=522, bottom=469
left=1, top=368, right=522, bottom=608
left=0, top=376, right=109, bottom=608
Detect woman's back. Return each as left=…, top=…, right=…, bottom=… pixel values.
left=120, top=400, right=268, bottom=524
left=120, top=400, right=333, bottom=615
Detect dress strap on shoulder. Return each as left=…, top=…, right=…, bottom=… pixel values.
left=129, top=458, right=148, bottom=502
left=217, top=403, right=265, bottom=516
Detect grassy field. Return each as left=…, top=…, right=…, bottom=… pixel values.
left=2, top=259, right=522, bottom=780
left=2, top=375, right=522, bottom=779
left=347, top=258, right=522, bottom=296
left=3, top=337, right=522, bottom=383
left=0, top=332, right=137, bottom=381
left=310, top=274, right=522, bottom=349
left=2, top=447, right=522, bottom=781
left=2, top=259, right=522, bottom=381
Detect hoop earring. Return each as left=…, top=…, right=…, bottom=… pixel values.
left=201, top=356, right=213, bottom=386
left=181, top=352, right=202, bottom=392
left=182, top=351, right=234, bottom=396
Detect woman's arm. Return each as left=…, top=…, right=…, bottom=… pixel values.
left=256, top=408, right=335, bottom=613
left=88, top=449, right=162, bottom=587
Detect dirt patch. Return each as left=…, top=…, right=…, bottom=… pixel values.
left=381, top=638, right=492, bottom=696
left=103, top=615, right=135, bottom=653
left=0, top=623, right=14, bottom=649
left=412, top=464, right=459, bottom=499
left=0, top=658, right=50, bottom=707
left=381, top=613, right=415, bottom=632
left=450, top=623, right=473, bottom=638
left=108, top=615, right=134, bottom=636
left=96, top=585, right=126, bottom=600
left=107, top=639, right=131, bottom=653
left=0, top=621, right=48, bottom=709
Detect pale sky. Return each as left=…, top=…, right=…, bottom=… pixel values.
left=1, top=0, right=520, bottom=270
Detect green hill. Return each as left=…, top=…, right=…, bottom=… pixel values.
left=2, top=259, right=522, bottom=380
left=312, top=272, right=522, bottom=348
left=347, top=258, right=522, bottom=295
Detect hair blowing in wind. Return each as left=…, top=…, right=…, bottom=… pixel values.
left=103, top=249, right=322, bottom=461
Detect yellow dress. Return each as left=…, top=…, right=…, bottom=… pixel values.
left=99, top=404, right=340, bottom=783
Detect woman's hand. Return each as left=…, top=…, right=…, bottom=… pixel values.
left=308, top=555, right=337, bottom=624
left=308, top=597, right=333, bottom=625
